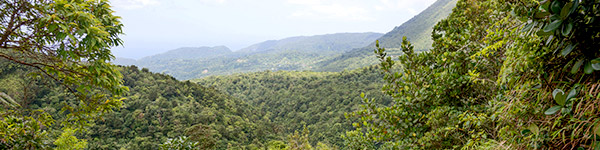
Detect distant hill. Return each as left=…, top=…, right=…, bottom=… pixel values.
left=315, top=0, right=458, bottom=72
left=139, top=46, right=231, bottom=61
left=121, top=32, right=382, bottom=80
left=239, top=32, right=383, bottom=53
left=112, top=57, right=136, bottom=66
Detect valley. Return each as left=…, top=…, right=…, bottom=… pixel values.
left=2, top=0, right=600, bottom=149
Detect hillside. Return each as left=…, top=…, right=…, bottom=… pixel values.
left=122, top=32, right=382, bottom=80
left=315, top=0, right=458, bottom=72
left=140, top=46, right=232, bottom=61
left=195, top=66, right=392, bottom=147
left=239, top=32, right=383, bottom=53
left=0, top=61, right=281, bottom=149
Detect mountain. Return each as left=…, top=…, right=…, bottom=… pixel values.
left=315, top=0, right=458, bottom=72
left=122, top=32, right=382, bottom=80
left=112, top=57, right=136, bottom=65
left=239, top=32, right=383, bottom=53
left=139, top=46, right=232, bottom=61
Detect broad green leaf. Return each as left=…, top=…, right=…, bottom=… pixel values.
left=545, top=106, right=562, bottom=115
left=570, top=0, right=579, bottom=15
left=561, top=22, right=573, bottom=36
left=584, top=61, right=593, bottom=74
left=571, top=59, right=584, bottom=74
left=561, top=43, right=576, bottom=56
left=591, top=58, right=600, bottom=70
left=543, top=20, right=563, bottom=32
left=537, top=30, right=553, bottom=36
left=527, top=124, right=540, bottom=134
left=522, top=23, right=534, bottom=33
left=534, top=11, right=550, bottom=19
left=552, top=89, right=566, bottom=106
left=560, top=2, right=573, bottom=20
left=567, top=87, right=578, bottom=101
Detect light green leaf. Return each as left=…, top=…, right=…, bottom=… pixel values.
left=584, top=61, right=593, bottom=74
left=560, top=2, right=573, bottom=20
left=527, top=124, right=540, bottom=134
left=552, top=89, right=566, bottom=106
left=591, top=58, right=600, bottom=70
left=561, top=43, right=576, bottom=56
left=544, top=20, right=563, bottom=32
left=570, top=0, right=579, bottom=15
left=571, top=59, right=584, bottom=74
left=561, top=22, right=573, bottom=36
left=567, top=87, right=578, bottom=101
left=545, top=106, right=562, bottom=115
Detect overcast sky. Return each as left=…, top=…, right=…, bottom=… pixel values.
left=109, top=0, right=437, bottom=59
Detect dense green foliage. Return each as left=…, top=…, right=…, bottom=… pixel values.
left=1, top=62, right=281, bottom=149
left=346, top=0, right=600, bottom=149
left=5, top=0, right=600, bottom=149
left=1, top=0, right=127, bottom=149
left=83, top=66, right=276, bottom=149
left=195, top=66, right=392, bottom=147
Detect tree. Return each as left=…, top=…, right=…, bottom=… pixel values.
left=0, top=0, right=126, bottom=148
left=0, top=0, right=126, bottom=121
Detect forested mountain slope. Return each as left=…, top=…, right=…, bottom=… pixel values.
left=195, top=66, right=392, bottom=147
left=114, top=32, right=382, bottom=80
left=0, top=61, right=279, bottom=149
left=238, top=32, right=383, bottom=53
left=315, top=0, right=458, bottom=72
left=138, top=46, right=232, bottom=61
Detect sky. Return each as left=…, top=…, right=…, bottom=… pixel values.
left=109, top=0, right=437, bottom=59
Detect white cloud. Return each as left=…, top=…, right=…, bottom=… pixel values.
left=111, top=0, right=159, bottom=10
left=197, top=0, right=227, bottom=5
left=287, top=0, right=372, bottom=21
left=375, top=0, right=437, bottom=15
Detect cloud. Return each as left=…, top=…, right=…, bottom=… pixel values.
left=111, top=0, right=159, bottom=10
left=197, top=0, right=226, bottom=5
left=375, top=0, right=437, bottom=14
left=287, top=0, right=372, bottom=21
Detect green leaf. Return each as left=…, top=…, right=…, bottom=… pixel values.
left=552, top=89, right=566, bottom=106
left=561, top=22, right=573, bottom=36
left=585, top=61, right=594, bottom=74
left=527, top=124, right=540, bottom=134
left=560, top=2, right=573, bottom=20
left=570, top=0, right=579, bottom=15
left=545, top=106, right=562, bottom=115
left=571, top=59, right=584, bottom=74
left=544, top=20, right=563, bottom=32
left=567, top=87, right=578, bottom=101
left=591, top=58, right=600, bottom=70
left=561, top=43, right=576, bottom=56
left=522, top=23, right=534, bottom=33
left=551, top=0, right=562, bottom=13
